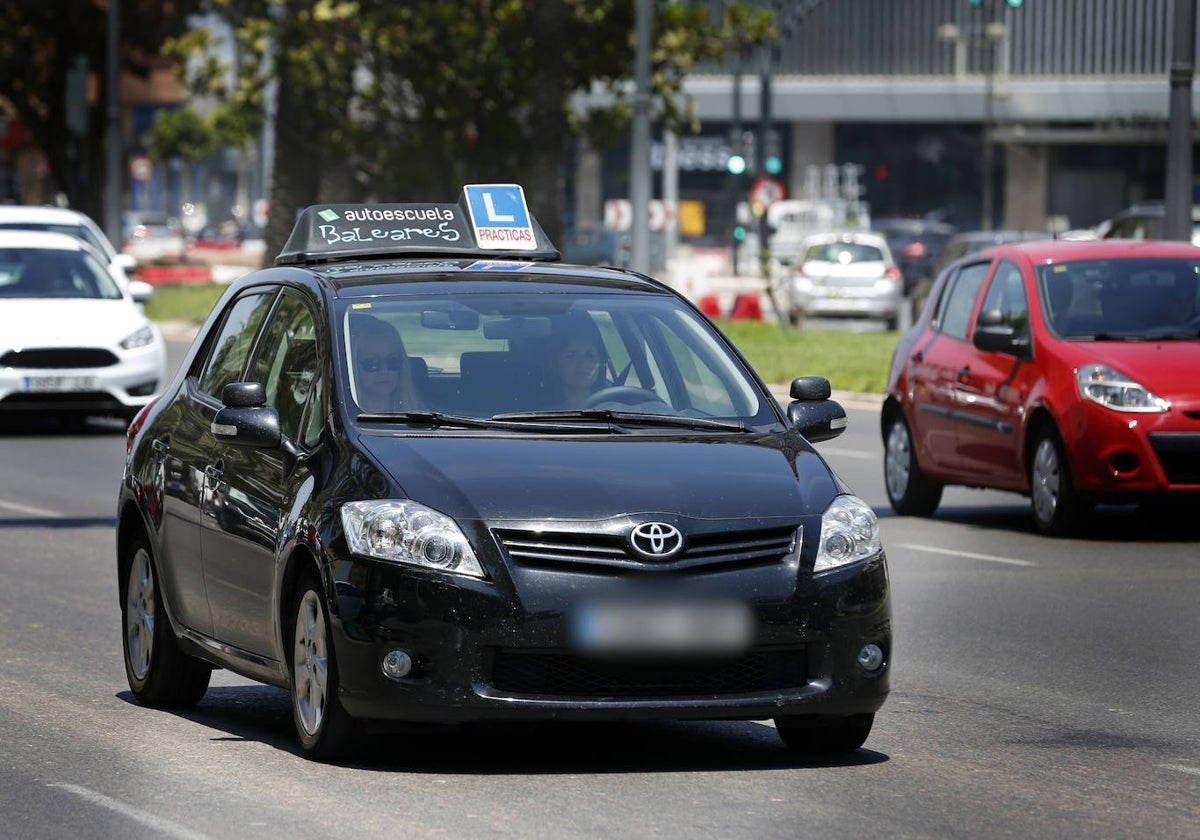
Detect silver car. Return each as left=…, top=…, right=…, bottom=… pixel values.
left=788, top=231, right=903, bottom=330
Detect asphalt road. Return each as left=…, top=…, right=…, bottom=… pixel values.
left=1, top=340, right=1197, bottom=839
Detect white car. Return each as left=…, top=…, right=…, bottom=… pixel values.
left=0, top=231, right=168, bottom=424
left=0, top=205, right=139, bottom=288
left=788, top=231, right=904, bottom=330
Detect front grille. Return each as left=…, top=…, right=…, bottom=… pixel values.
left=1148, top=432, right=1200, bottom=484
left=494, top=524, right=798, bottom=574
left=0, top=392, right=123, bottom=411
left=491, top=648, right=808, bottom=698
left=0, top=348, right=118, bottom=369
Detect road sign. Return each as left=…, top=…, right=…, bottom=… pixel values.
left=750, top=176, right=786, bottom=209
left=604, top=199, right=632, bottom=231
left=129, top=156, right=154, bottom=182
left=648, top=200, right=675, bottom=232
left=462, top=183, right=536, bottom=250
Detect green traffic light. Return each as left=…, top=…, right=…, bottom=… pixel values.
left=765, top=157, right=782, bottom=176
left=727, top=154, right=747, bottom=176
left=733, top=226, right=747, bottom=241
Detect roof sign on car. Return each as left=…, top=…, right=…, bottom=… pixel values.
left=275, top=184, right=560, bottom=266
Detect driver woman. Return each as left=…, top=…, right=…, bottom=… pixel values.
left=543, top=314, right=607, bottom=408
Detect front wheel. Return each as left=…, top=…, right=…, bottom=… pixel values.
left=290, top=570, right=359, bottom=760
left=883, top=412, right=943, bottom=516
left=121, top=535, right=211, bottom=707
left=1029, top=426, right=1089, bottom=536
left=774, top=713, right=875, bottom=754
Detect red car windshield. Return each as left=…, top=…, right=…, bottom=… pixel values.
left=1037, top=257, right=1200, bottom=339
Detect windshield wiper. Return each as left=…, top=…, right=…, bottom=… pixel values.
left=492, top=409, right=748, bottom=432
left=356, top=410, right=497, bottom=428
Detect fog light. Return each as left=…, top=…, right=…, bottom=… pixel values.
left=381, top=649, right=414, bottom=681
left=857, top=643, right=884, bottom=672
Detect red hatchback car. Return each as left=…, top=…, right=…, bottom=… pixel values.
left=882, top=239, right=1200, bottom=535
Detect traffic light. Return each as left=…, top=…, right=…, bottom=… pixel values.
left=733, top=225, right=747, bottom=241
left=763, top=129, right=783, bottom=176
left=727, top=154, right=747, bottom=176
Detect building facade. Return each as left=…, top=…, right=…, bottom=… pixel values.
left=578, top=0, right=1198, bottom=247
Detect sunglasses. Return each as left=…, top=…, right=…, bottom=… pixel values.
left=358, top=354, right=405, bottom=373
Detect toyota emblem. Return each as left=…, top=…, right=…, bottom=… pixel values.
left=629, top=522, right=684, bottom=559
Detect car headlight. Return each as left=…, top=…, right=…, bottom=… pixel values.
left=813, top=494, right=882, bottom=573
left=120, top=324, right=156, bottom=350
left=341, top=500, right=485, bottom=578
left=1076, top=364, right=1169, bottom=413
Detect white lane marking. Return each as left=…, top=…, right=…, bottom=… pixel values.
left=900, top=543, right=1037, bottom=568
left=817, top=447, right=875, bottom=460
left=0, top=498, right=61, bottom=517
left=47, top=784, right=214, bottom=840
left=1159, top=764, right=1200, bottom=777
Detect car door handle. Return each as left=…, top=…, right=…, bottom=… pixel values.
left=205, top=463, right=224, bottom=483
left=151, top=438, right=169, bottom=456
left=957, top=366, right=972, bottom=384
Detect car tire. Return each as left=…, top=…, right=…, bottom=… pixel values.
left=290, top=569, right=359, bottom=761
left=883, top=412, right=943, bottom=516
left=774, top=713, right=874, bottom=754
left=121, top=535, right=211, bottom=707
left=1029, top=425, right=1088, bottom=537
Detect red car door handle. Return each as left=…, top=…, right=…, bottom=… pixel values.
left=957, top=366, right=972, bottom=383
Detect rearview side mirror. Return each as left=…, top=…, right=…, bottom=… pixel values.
left=785, top=376, right=847, bottom=443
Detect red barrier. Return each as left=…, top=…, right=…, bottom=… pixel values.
left=729, top=293, right=763, bottom=321
left=135, top=265, right=214, bottom=285
left=697, top=294, right=722, bottom=318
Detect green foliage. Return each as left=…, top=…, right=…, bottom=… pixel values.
left=170, top=1, right=775, bottom=198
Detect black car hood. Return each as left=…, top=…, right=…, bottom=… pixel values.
left=353, top=430, right=842, bottom=522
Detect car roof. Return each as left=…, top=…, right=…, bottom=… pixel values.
left=801, top=230, right=888, bottom=247
left=971, top=237, right=1200, bottom=263
left=0, top=205, right=95, bottom=225
left=0, top=229, right=89, bottom=251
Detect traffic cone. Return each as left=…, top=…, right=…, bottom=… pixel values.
left=729, top=293, right=763, bottom=321
left=697, top=294, right=722, bottom=318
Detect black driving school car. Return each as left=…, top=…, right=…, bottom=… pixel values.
left=117, top=184, right=890, bottom=760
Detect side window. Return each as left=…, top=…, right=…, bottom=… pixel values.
left=247, top=294, right=322, bottom=445
left=979, top=259, right=1029, bottom=335
left=933, top=262, right=990, bottom=340
left=196, top=291, right=276, bottom=399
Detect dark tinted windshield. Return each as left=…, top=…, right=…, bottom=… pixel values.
left=337, top=287, right=774, bottom=425
left=0, top=247, right=122, bottom=300
left=1037, top=258, right=1200, bottom=338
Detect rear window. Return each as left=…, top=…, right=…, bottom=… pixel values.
left=803, top=242, right=884, bottom=264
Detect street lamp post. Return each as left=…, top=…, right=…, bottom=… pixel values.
left=980, top=20, right=1006, bottom=232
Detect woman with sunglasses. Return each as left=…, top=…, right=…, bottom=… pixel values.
left=350, top=314, right=417, bottom=411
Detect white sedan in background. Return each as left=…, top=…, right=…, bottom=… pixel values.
left=0, top=204, right=139, bottom=288
left=788, top=231, right=904, bottom=330
left=0, top=231, right=167, bottom=425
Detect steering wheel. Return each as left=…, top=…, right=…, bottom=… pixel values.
left=582, top=386, right=670, bottom=409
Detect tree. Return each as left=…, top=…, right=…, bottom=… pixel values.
left=172, top=1, right=775, bottom=262
left=0, top=1, right=200, bottom=219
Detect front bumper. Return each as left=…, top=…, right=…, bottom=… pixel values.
left=1059, top=398, right=1200, bottom=499
left=0, top=343, right=166, bottom=417
left=328, top=551, right=891, bottom=724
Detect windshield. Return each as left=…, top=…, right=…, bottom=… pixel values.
left=1037, top=257, right=1200, bottom=339
left=0, top=247, right=123, bottom=300
left=337, top=288, right=775, bottom=426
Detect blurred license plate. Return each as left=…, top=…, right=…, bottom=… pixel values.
left=571, top=599, right=753, bottom=654
left=23, top=376, right=98, bottom=393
